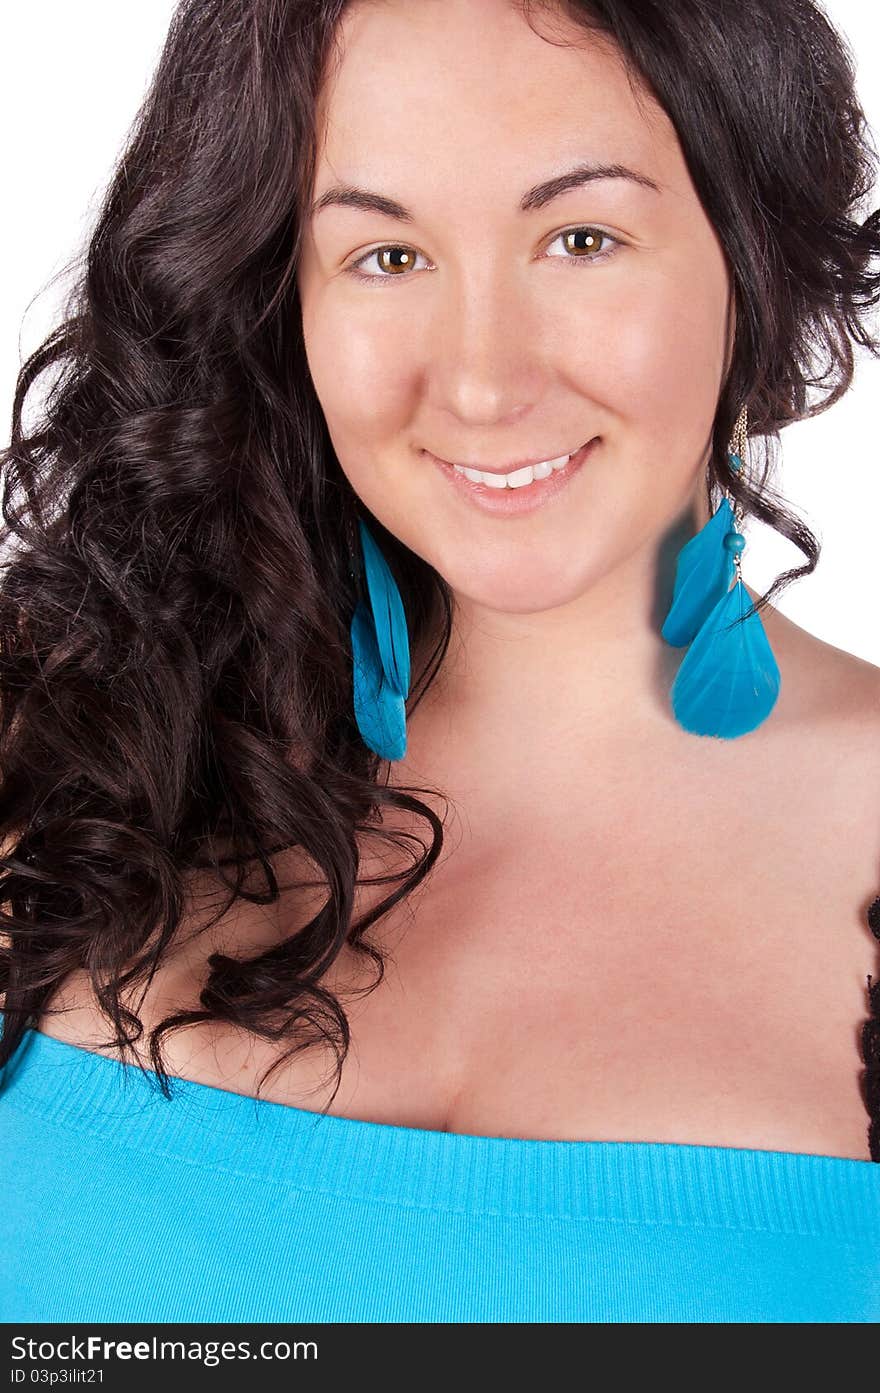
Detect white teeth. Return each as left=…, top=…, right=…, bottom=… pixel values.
left=453, top=452, right=572, bottom=489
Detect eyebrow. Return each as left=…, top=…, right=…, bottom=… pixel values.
left=309, top=160, right=662, bottom=222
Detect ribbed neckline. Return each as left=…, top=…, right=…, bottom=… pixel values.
left=5, top=1026, right=880, bottom=1233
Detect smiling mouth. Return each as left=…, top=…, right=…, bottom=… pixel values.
left=426, top=439, right=595, bottom=487
left=425, top=441, right=591, bottom=486
left=427, top=437, right=600, bottom=512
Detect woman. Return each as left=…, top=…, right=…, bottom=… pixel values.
left=1, top=0, right=879, bottom=1324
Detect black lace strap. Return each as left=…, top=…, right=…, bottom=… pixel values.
left=862, top=896, right=880, bottom=1161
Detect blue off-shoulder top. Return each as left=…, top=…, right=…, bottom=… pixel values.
left=2, top=970, right=880, bottom=1325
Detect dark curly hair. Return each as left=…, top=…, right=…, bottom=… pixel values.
left=1, top=0, right=879, bottom=1113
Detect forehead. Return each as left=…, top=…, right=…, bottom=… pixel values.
left=312, top=0, right=683, bottom=204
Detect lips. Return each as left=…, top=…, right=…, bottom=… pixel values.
left=430, top=436, right=600, bottom=516
left=424, top=443, right=586, bottom=476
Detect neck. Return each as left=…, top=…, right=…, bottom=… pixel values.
left=394, top=472, right=767, bottom=803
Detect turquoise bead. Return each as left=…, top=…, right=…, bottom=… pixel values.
left=723, top=531, right=746, bottom=554
left=728, top=452, right=743, bottom=472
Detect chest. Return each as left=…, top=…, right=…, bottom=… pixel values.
left=295, top=769, right=879, bottom=1160
left=43, top=733, right=879, bottom=1162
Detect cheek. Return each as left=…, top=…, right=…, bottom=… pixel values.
left=562, top=263, right=728, bottom=465
left=301, top=292, right=415, bottom=455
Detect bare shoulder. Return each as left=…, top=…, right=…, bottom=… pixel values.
left=758, top=596, right=880, bottom=895
left=29, top=854, right=338, bottom=1086
left=760, top=593, right=880, bottom=739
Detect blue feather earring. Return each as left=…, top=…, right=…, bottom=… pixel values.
left=349, top=515, right=411, bottom=761
left=660, top=404, right=781, bottom=738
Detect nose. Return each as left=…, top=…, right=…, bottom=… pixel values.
left=425, top=269, right=548, bottom=430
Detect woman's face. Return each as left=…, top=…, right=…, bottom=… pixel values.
left=297, top=0, right=734, bottom=617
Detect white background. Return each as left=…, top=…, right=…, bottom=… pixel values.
left=1, top=1, right=878, bottom=659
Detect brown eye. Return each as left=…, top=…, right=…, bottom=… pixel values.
left=542, top=226, right=622, bottom=269
left=349, top=245, right=425, bottom=280
left=562, top=228, right=606, bottom=256
left=374, top=247, right=416, bottom=274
